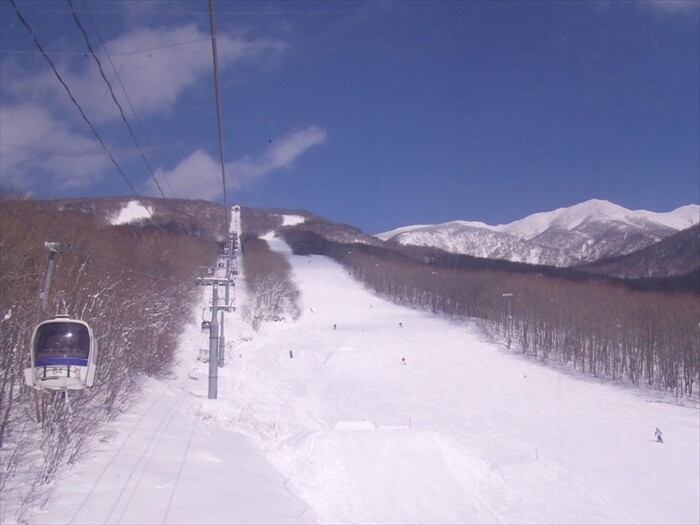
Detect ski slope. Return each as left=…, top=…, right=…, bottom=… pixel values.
left=26, top=236, right=700, bottom=524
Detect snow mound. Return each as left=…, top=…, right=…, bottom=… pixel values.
left=112, top=201, right=153, bottom=225
left=272, top=428, right=493, bottom=523
left=333, top=420, right=375, bottom=431
left=280, top=214, right=306, bottom=227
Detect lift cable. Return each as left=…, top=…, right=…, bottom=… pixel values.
left=80, top=0, right=177, bottom=198
left=9, top=0, right=174, bottom=240
left=67, top=0, right=169, bottom=200
left=10, top=0, right=139, bottom=197
left=1, top=36, right=209, bottom=58
left=208, top=0, right=230, bottom=235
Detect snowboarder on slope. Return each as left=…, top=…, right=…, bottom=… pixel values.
left=655, top=427, right=663, bottom=443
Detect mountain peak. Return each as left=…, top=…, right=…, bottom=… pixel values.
left=499, top=199, right=628, bottom=239
left=377, top=199, right=699, bottom=268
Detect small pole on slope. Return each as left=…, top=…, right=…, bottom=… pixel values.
left=218, top=307, right=225, bottom=368
left=502, top=292, right=513, bottom=349
left=39, top=242, right=69, bottom=315
left=208, top=283, right=219, bottom=399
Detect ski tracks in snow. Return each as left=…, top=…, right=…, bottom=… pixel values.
left=269, top=425, right=502, bottom=524
left=40, top=381, right=195, bottom=525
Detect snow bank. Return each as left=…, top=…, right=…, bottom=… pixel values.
left=280, top=214, right=306, bottom=226
left=27, top=238, right=700, bottom=525
left=112, top=201, right=153, bottom=225
left=227, top=237, right=700, bottom=524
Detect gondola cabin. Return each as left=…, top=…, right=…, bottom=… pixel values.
left=24, top=316, right=97, bottom=390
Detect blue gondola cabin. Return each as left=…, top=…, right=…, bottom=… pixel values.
left=24, top=316, right=98, bottom=390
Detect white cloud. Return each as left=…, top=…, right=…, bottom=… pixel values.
left=0, top=104, right=110, bottom=189
left=142, top=126, right=327, bottom=200
left=1, top=21, right=289, bottom=195
left=144, top=148, right=223, bottom=200
left=228, top=126, right=328, bottom=187
left=643, top=0, right=700, bottom=14
left=9, top=23, right=286, bottom=123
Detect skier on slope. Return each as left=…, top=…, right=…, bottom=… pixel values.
left=655, top=427, right=664, bottom=444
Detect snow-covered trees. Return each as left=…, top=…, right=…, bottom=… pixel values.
left=241, top=236, right=301, bottom=330
left=283, top=228, right=699, bottom=399
left=0, top=200, right=218, bottom=521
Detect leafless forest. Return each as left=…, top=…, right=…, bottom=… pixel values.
left=240, top=235, right=301, bottom=329
left=0, top=199, right=218, bottom=517
left=282, top=226, right=699, bottom=400
left=1, top=200, right=697, bottom=520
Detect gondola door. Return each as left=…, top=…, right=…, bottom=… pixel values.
left=24, top=316, right=98, bottom=390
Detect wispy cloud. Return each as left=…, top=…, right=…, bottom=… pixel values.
left=1, top=20, right=288, bottom=194
left=145, top=148, right=223, bottom=201
left=141, top=126, right=327, bottom=200
left=8, top=23, right=286, bottom=123
left=643, top=0, right=700, bottom=14
left=0, top=104, right=111, bottom=189
left=228, top=126, right=328, bottom=187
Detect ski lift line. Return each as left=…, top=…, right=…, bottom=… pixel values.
left=67, top=0, right=169, bottom=200
left=2, top=206, right=182, bottom=285
left=0, top=37, right=210, bottom=57
left=209, top=0, right=230, bottom=235
left=65, top=388, right=172, bottom=525
left=0, top=3, right=356, bottom=16
left=0, top=4, right=359, bottom=15
left=0, top=141, right=108, bottom=156
left=10, top=0, right=137, bottom=195
left=9, top=0, right=172, bottom=238
left=162, top=418, right=198, bottom=525
left=79, top=0, right=177, bottom=199
left=107, top=390, right=187, bottom=525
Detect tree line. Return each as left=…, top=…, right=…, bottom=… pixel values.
left=240, top=235, right=301, bottom=330
left=0, top=200, right=218, bottom=521
left=282, top=227, right=699, bottom=400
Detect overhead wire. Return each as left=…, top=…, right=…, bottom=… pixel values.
left=79, top=0, right=177, bottom=198
left=9, top=0, right=142, bottom=198
left=0, top=2, right=353, bottom=17
left=3, top=3, right=233, bottom=292
left=66, top=0, right=169, bottom=200
left=9, top=0, right=233, bottom=239
left=208, top=0, right=230, bottom=234
left=0, top=36, right=210, bottom=57
left=9, top=0, right=178, bottom=238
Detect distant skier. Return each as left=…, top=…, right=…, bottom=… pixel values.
left=401, top=357, right=406, bottom=365
left=399, top=322, right=403, bottom=327
left=333, top=324, right=337, bottom=330
left=655, top=427, right=664, bottom=444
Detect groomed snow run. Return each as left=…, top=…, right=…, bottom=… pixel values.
left=280, top=214, right=306, bottom=227
left=111, top=201, right=153, bottom=225
left=26, top=236, right=700, bottom=525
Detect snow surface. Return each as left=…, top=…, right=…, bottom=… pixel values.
left=280, top=214, right=306, bottom=227
left=497, top=199, right=699, bottom=239
left=379, top=199, right=700, bottom=241
left=111, top=201, right=153, bottom=225
left=25, top=236, right=700, bottom=524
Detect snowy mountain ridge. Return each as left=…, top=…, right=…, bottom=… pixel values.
left=378, top=199, right=700, bottom=267
left=22, top=236, right=700, bottom=524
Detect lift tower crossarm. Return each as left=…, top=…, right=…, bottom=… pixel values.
left=195, top=271, right=235, bottom=399
left=40, top=242, right=70, bottom=315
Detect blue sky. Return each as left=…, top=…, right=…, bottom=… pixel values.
left=1, top=0, right=698, bottom=234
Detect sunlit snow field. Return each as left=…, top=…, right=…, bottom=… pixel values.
left=27, top=236, right=700, bottom=524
